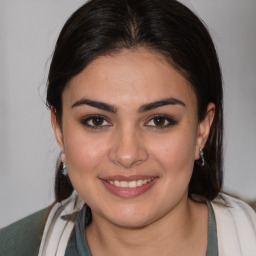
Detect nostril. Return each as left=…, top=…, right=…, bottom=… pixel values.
left=108, top=148, right=149, bottom=168
left=107, top=131, right=149, bottom=168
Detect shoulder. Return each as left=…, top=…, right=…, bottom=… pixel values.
left=212, top=193, right=256, bottom=224
left=0, top=207, right=51, bottom=256
left=211, top=194, right=256, bottom=255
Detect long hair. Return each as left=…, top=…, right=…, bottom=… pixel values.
left=46, top=0, right=223, bottom=202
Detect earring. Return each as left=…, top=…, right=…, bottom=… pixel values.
left=197, top=148, right=205, bottom=166
left=62, top=162, right=68, bottom=176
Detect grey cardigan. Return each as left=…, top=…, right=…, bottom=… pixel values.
left=0, top=207, right=50, bottom=256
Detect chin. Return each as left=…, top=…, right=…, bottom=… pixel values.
left=110, top=216, right=153, bottom=229
left=100, top=206, right=158, bottom=229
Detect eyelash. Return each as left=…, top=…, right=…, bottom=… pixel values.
left=145, top=114, right=177, bottom=129
left=81, top=115, right=112, bottom=129
left=81, top=114, right=177, bottom=130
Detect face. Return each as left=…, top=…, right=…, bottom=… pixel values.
left=52, top=48, right=214, bottom=228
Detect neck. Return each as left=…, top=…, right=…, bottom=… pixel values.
left=86, top=196, right=208, bottom=256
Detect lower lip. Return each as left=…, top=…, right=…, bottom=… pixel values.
left=100, top=178, right=158, bottom=199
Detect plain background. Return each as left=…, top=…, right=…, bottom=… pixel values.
left=0, top=0, right=255, bottom=228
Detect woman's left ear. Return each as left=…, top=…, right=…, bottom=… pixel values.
left=195, top=103, right=215, bottom=159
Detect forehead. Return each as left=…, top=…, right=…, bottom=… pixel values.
left=64, top=48, right=197, bottom=109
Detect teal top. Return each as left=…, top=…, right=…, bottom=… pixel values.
left=65, top=206, right=92, bottom=256
left=65, top=203, right=218, bottom=256
left=207, top=202, right=219, bottom=256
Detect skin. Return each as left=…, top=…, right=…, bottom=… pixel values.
left=52, top=47, right=215, bottom=255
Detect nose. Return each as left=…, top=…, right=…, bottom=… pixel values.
left=108, top=128, right=148, bottom=169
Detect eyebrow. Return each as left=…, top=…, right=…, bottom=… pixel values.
left=72, top=99, right=117, bottom=113
left=138, top=98, right=186, bottom=112
left=71, top=97, right=185, bottom=113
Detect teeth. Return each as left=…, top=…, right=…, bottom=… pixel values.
left=120, top=181, right=128, bottom=187
left=114, top=180, right=120, bottom=186
left=137, top=180, right=143, bottom=186
left=128, top=180, right=137, bottom=188
left=108, top=179, right=152, bottom=188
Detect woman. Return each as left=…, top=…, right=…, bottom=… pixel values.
left=1, top=0, right=256, bottom=255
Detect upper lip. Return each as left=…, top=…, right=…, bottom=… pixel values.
left=99, top=175, right=159, bottom=182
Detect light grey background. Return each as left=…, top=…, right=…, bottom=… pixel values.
left=0, top=0, right=255, bottom=228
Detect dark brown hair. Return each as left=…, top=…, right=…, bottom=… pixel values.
left=47, top=0, right=223, bottom=202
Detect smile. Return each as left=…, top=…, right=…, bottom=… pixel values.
left=100, top=176, right=158, bottom=198
left=108, top=179, right=153, bottom=188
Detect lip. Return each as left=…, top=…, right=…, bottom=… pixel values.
left=99, top=175, right=159, bottom=199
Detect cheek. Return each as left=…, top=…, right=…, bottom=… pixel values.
left=63, top=133, right=109, bottom=202
left=63, top=130, right=108, bottom=177
left=149, top=130, right=197, bottom=175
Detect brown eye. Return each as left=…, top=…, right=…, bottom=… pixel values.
left=91, top=117, right=104, bottom=126
left=153, top=116, right=167, bottom=126
left=145, top=115, right=177, bottom=128
left=81, top=115, right=111, bottom=129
